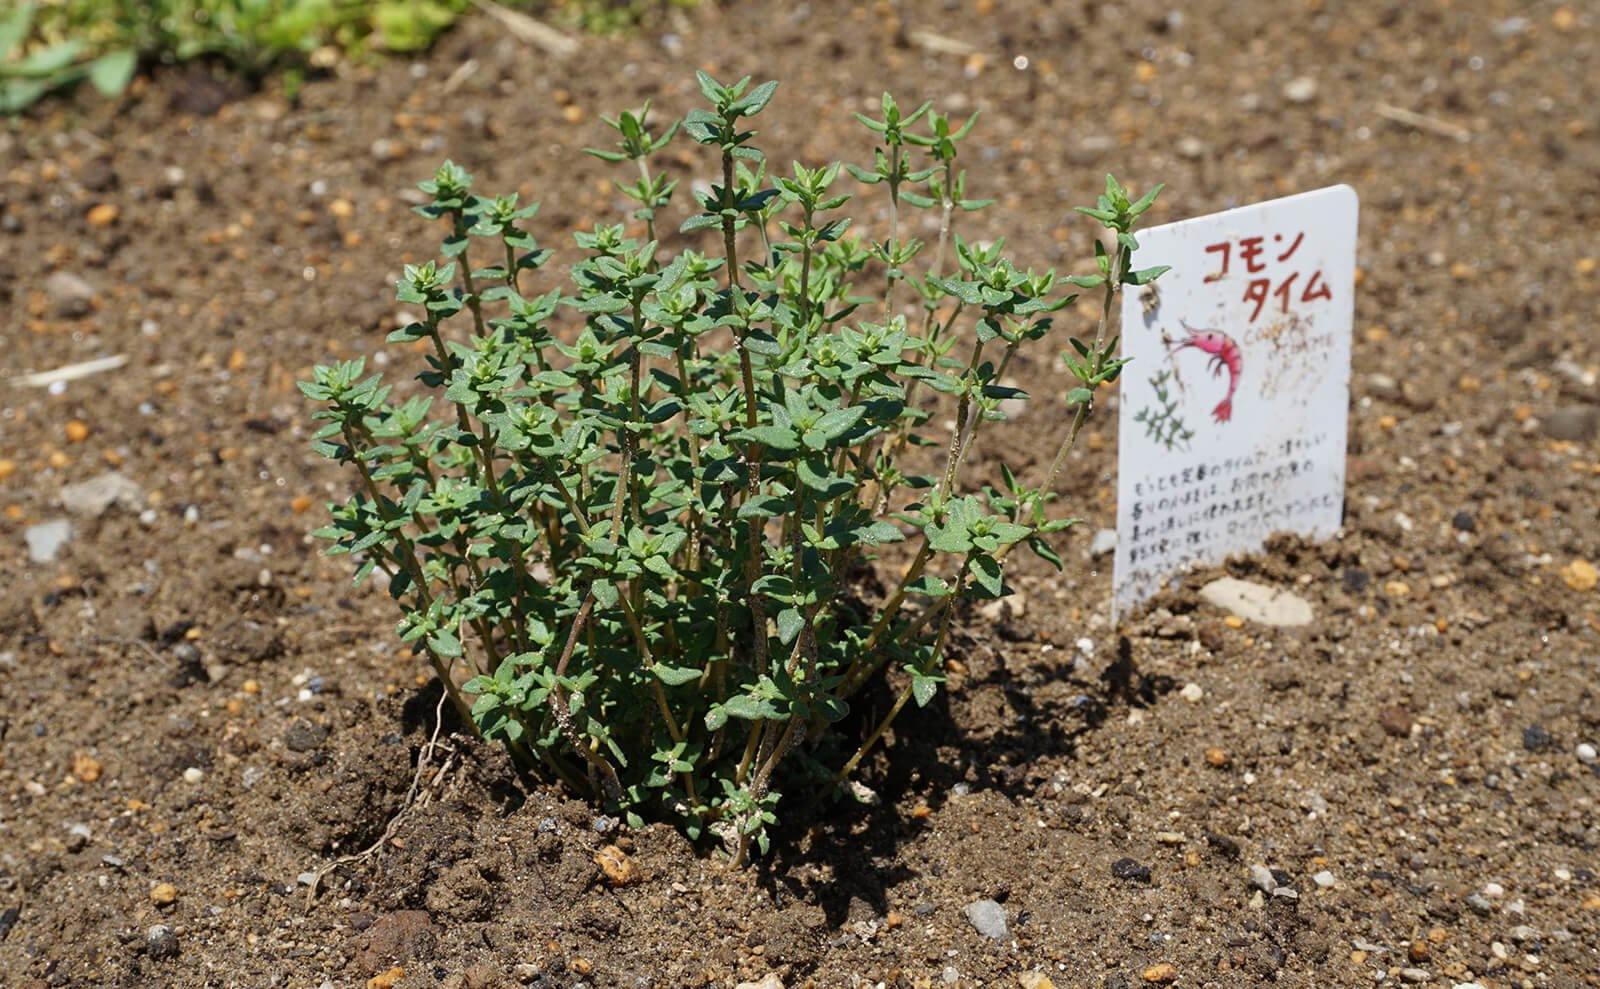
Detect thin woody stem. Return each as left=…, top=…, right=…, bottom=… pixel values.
left=1038, top=250, right=1123, bottom=496
left=837, top=556, right=971, bottom=780
left=550, top=588, right=623, bottom=804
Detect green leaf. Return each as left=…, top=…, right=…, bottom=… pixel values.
left=730, top=424, right=799, bottom=451
left=14, top=39, right=82, bottom=76
left=737, top=494, right=791, bottom=519
left=1125, top=264, right=1170, bottom=286
left=776, top=608, right=804, bottom=645
left=1025, top=535, right=1064, bottom=570
left=911, top=673, right=940, bottom=707
left=795, top=458, right=853, bottom=498
left=426, top=626, right=462, bottom=658
left=722, top=694, right=781, bottom=721
left=814, top=692, right=848, bottom=723
left=695, top=69, right=725, bottom=105
left=653, top=665, right=702, bottom=686
left=969, top=553, right=1003, bottom=597
left=926, top=523, right=972, bottom=555
left=0, top=4, right=34, bottom=59
left=679, top=213, right=722, bottom=233
left=86, top=50, right=136, bottom=97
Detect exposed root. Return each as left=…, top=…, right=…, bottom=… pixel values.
left=302, top=691, right=460, bottom=911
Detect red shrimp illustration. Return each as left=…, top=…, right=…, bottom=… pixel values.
left=1169, top=320, right=1242, bottom=423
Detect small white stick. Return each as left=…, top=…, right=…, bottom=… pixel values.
left=1374, top=103, right=1471, bottom=143
left=13, top=354, right=130, bottom=388
left=470, top=0, right=579, bottom=57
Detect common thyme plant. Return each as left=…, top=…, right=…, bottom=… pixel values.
left=302, top=74, right=1166, bottom=864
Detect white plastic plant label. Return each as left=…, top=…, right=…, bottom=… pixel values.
left=1112, top=185, right=1359, bottom=619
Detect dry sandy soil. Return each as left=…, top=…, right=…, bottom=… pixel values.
left=2, top=1, right=1599, bottom=987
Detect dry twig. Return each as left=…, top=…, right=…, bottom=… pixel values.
left=1374, top=102, right=1471, bottom=143
left=470, top=0, right=579, bottom=57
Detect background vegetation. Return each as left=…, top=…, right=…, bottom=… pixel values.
left=2, top=0, right=687, bottom=112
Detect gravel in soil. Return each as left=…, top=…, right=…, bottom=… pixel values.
left=2, top=1, right=1599, bottom=987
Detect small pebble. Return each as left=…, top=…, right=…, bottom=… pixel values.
left=1484, top=882, right=1505, bottom=898
left=1249, top=864, right=1276, bottom=893
left=1282, top=75, right=1318, bottom=103
left=1378, top=706, right=1413, bottom=738
left=1465, top=893, right=1493, bottom=915
left=963, top=899, right=1008, bottom=939
left=1577, top=743, right=1597, bottom=765
left=370, top=138, right=404, bottom=162
left=1562, top=558, right=1599, bottom=591
left=182, top=767, right=204, bottom=784
left=1491, top=16, right=1528, bottom=38
left=1397, top=969, right=1431, bottom=984
left=1312, top=870, right=1335, bottom=888
left=1544, top=407, right=1600, bottom=443
left=1178, top=682, right=1204, bottom=703
left=146, top=924, right=179, bottom=959
left=64, top=824, right=89, bottom=852
left=71, top=751, right=102, bottom=783
left=45, top=270, right=96, bottom=318
left=1112, top=858, right=1152, bottom=883
left=1522, top=725, right=1552, bottom=752
left=150, top=882, right=178, bottom=906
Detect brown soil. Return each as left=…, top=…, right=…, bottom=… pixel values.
left=3, top=2, right=1599, bottom=988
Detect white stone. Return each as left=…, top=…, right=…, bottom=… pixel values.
left=1249, top=864, right=1276, bottom=892
left=1576, top=742, right=1597, bottom=765
left=1313, top=870, right=1335, bottom=888
left=846, top=780, right=879, bottom=806
left=25, top=519, right=73, bottom=563
left=59, top=472, right=145, bottom=517
left=182, top=767, right=204, bottom=784
left=1198, top=577, right=1314, bottom=627
left=734, top=975, right=785, bottom=989
left=963, top=899, right=1008, bottom=939
left=1283, top=75, right=1318, bottom=103
left=1088, top=528, right=1118, bottom=557
left=1179, top=682, right=1204, bottom=703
